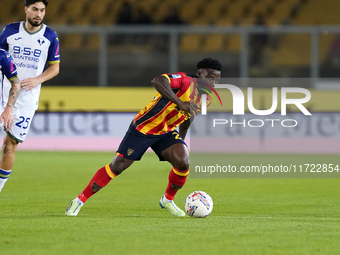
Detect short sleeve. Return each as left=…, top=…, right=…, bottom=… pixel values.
left=162, top=72, right=190, bottom=90
left=1, top=51, right=18, bottom=81
left=44, top=27, right=60, bottom=64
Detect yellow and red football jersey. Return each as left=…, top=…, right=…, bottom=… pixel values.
left=132, top=72, right=211, bottom=135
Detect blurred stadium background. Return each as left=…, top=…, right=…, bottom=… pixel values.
left=1, top=4, right=340, bottom=254
left=1, top=0, right=340, bottom=87
left=1, top=0, right=340, bottom=152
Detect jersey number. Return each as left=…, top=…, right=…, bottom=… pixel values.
left=172, top=132, right=182, bottom=140
left=15, top=116, right=31, bottom=129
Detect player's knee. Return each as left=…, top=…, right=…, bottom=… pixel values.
left=109, top=156, right=133, bottom=176
left=174, top=158, right=189, bottom=171
left=109, top=161, right=123, bottom=176
left=2, top=141, right=17, bottom=154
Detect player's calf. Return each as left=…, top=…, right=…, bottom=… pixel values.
left=164, top=167, right=189, bottom=200
left=159, top=167, right=189, bottom=217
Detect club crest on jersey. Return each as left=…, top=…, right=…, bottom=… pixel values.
left=127, top=148, right=134, bottom=156
left=37, top=38, right=45, bottom=46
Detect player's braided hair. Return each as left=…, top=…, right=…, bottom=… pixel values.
left=25, top=0, right=48, bottom=7
left=197, top=57, right=222, bottom=71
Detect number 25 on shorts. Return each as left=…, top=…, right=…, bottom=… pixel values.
left=15, top=116, right=31, bottom=129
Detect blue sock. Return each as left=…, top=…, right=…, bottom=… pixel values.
left=0, top=168, right=12, bottom=192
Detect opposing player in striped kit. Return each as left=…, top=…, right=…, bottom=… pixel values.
left=0, top=0, right=60, bottom=193
left=66, top=58, right=222, bottom=217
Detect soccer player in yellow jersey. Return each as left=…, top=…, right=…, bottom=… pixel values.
left=65, top=58, right=222, bottom=217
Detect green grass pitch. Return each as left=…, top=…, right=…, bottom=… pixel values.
left=1, top=151, right=340, bottom=255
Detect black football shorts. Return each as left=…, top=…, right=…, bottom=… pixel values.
left=116, top=123, right=186, bottom=161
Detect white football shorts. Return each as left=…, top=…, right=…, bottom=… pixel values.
left=1, top=106, right=36, bottom=143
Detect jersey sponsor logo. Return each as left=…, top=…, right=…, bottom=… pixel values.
left=16, top=62, right=38, bottom=70
left=13, top=46, right=42, bottom=57
left=169, top=74, right=181, bottom=79
left=12, top=46, right=42, bottom=63
left=13, top=55, right=40, bottom=62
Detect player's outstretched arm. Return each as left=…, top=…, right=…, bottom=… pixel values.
left=0, top=77, right=20, bottom=130
left=21, top=62, right=60, bottom=91
left=152, top=75, right=198, bottom=115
